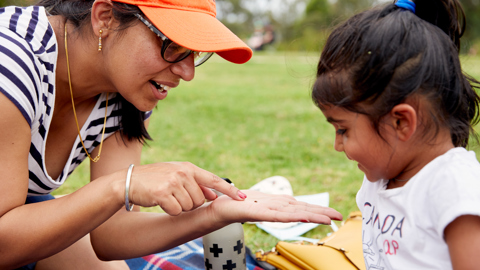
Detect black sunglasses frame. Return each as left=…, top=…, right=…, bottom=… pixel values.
left=134, top=13, right=213, bottom=67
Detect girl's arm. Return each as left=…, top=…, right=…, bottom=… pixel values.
left=445, top=215, right=480, bottom=269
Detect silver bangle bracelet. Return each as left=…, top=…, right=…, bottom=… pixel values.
left=125, top=164, right=135, bottom=211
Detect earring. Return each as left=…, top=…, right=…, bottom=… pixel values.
left=98, top=29, right=103, bottom=51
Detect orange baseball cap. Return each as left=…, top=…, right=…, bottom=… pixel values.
left=112, top=0, right=253, bottom=64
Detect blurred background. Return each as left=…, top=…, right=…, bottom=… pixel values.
left=3, top=0, right=480, bottom=53
left=219, top=0, right=480, bottom=53
left=226, top=0, right=480, bottom=54
left=3, top=0, right=480, bottom=250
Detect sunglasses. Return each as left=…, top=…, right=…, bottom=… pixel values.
left=135, top=13, right=213, bottom=67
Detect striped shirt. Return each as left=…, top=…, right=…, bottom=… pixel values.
left=0, top=6, right=149, bottom=195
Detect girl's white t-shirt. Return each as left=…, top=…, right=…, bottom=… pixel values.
left=357, top=147, right=480, bottom=269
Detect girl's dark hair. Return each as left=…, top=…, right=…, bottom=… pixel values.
left=312, top=0, right=480, bottom=147
left=37, top=0, right=152, bottom=144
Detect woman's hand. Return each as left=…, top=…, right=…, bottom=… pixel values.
left=208, top=190, right=343, bottom=225
left=127, top=162, right=246, bottom=216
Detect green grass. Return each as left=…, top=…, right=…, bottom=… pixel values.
left=52, top=51, right=480, bottom=251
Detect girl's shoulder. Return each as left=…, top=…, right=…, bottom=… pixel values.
left=408, top=148, right=480, bottom=203
left=427, top=147, right=480, bottom=181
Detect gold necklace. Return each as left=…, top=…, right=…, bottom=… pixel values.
left=64, top=24, right=108, bottom=162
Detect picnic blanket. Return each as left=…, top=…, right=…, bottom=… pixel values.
left=125, top=238, right=264, bottom=270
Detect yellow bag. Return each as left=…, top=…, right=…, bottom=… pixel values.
left=256, top=212, right=365, bottom=270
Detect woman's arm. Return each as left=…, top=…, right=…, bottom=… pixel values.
left=445, top=214, right=480, bottom=269
left=87, top=120, right=243, bottom=259
left=0, top=93, right=128, bottom=268
left=0, top=103, right=243, bottom=269
left=0, top=94, right=341, bottom=267
left=89, top=123, right=341, bottom=260
left=92, top=190, right=340, bottom=260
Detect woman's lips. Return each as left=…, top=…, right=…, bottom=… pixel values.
left=150, top=80, right=172, bottom=100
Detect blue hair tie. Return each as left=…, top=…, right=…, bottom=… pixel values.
left=395, top=0, right=416, bottom=13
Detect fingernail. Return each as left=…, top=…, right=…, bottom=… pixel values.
left=301, top=220, right=309, bottom=223
left=238, top=191, right=247, bottom=199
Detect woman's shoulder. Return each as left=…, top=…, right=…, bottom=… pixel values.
left=0, top=5, right=57, bottom=60
left=0, top=5, right=58, bottom=127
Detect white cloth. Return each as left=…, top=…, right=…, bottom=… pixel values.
left=356, top=147, right=480, bottom=269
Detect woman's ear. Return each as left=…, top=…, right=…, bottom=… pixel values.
left=91, top=0, right=115, bottom=38
left=390, top=104, right=417, bottom=141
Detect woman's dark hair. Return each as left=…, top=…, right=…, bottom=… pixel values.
left=312, top=0, right=480, bottom=147
left=37, top=0, right=152, bottom=144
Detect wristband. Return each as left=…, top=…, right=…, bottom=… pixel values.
left=125, top=164, right=135, bottom=211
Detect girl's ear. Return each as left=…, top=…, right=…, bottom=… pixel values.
left=91, top=0, right=115, bottom=38
left=390, top=104, right=417, bottom=141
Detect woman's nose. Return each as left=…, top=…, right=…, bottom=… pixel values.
left=171, top=53, right=195, bottom=81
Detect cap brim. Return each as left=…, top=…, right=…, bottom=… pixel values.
left=139, top=6, right=252, bottom=64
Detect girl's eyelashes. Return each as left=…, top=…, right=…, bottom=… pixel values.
left=336, top=128, right=347, bottom=135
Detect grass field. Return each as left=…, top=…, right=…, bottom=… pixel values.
left=52, top=51, right=480, bottom=251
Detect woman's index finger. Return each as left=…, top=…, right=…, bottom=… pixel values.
left=193, top=167, right=245, bottom=201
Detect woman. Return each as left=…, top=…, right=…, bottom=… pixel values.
left=0, top=0, right=342, bottom=269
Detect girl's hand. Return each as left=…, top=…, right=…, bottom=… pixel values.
left=208, top=190, right=343, bottom=225
left=127, top=162, right=245, bottom=216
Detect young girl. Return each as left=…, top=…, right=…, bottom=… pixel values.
left=312, top=0, right=480, bottom=268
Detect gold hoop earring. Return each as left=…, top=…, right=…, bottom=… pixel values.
left=98, top=29, right=103, bottom=51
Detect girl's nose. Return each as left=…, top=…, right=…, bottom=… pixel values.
left=334, top=136, right=344, bottom=152
left=171, top=53, right=195, bottom=81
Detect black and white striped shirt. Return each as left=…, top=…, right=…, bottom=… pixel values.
left=0, top=6, right=149, bottom=196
